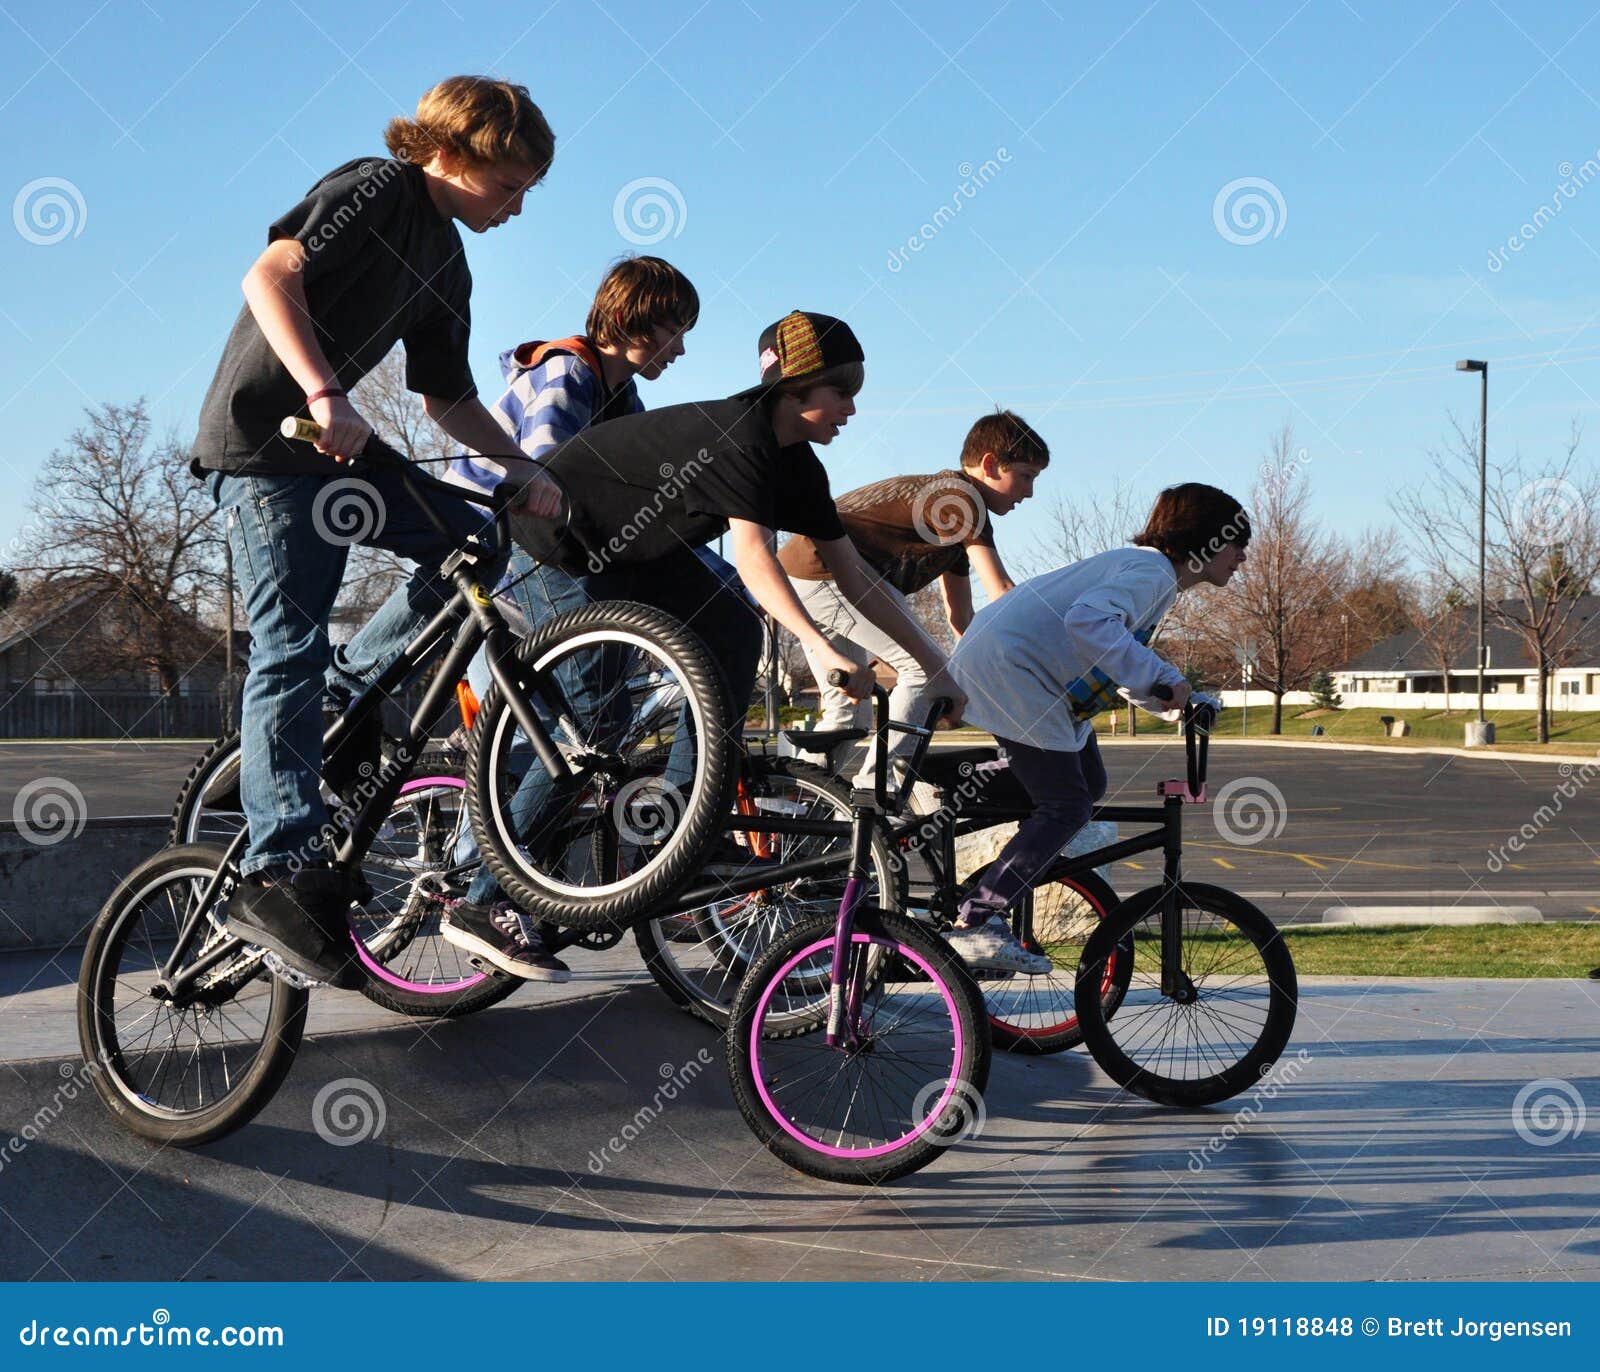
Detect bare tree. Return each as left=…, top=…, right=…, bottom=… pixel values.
left=1216, top=424, right=1349, bottom=733
left=1407, top=574, right=1473, bottom=713
left=1020, top=480, right=1152, bottom=577
left=15, top=401, right=223, bottom=693
left=1394, top=417, right=1600, bottom=742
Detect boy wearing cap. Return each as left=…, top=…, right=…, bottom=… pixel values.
left=441, top=311, right=967, bottom=978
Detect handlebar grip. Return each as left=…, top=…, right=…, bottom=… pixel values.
left=280, top=417, right=322, bottom=443
left=826, top=669, right=850, bottom=687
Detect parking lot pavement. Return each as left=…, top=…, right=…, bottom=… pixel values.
left=3, top=948, right=1597, bottom=1282
left=11, top=739, right=1597, bottom=926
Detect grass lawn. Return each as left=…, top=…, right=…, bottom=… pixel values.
left=1098, top=705, right=1600, bottom=756
left=1274, top=922, right=1600, bottom=977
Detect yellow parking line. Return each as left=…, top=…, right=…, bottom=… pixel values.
left=1290, top=853, right=1328, bottom=871
left=1124, top=861, right=1146, bottom=870
left=1212, top=857, right=1236, bottom=870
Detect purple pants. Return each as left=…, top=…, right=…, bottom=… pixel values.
left=956, top=733, right=1107, bottom=926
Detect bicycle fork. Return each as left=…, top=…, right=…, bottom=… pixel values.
left=825, top=799, right=879, bottom=1048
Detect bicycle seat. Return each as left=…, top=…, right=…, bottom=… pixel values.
left=782, top=728, right=867, bottom=754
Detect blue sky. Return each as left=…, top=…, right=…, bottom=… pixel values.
left=3, top=0, right=1600, bottom=566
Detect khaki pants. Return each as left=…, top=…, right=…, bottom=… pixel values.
left=794, top=577, right=939, bottom=810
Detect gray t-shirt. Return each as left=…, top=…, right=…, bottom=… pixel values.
left=192, top=157, right=475, bottom=475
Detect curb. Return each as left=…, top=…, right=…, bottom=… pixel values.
left=937, top=732, right=1600, bottom=767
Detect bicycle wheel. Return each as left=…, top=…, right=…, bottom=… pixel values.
left=1074, top=882, right=1298, bottom=1106
left=727, top=907, right=991, bottom=1185
left=469, top=600, right=733, bottom=931
left=351, top=767, right=520, bottom=1018
left=636, top=757, right=905, bottom=1029
left=77, top=844, right=306, bottom=1146
left=174, top=741, right=516, bottom=1019
left=170, top=732, right=244, bottom=846
left=981, top=866, right=1130, bottom=1055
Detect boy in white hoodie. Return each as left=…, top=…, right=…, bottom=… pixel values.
left=944, top=482, right=1245, bottom=971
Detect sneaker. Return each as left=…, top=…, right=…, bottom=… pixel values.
left=943, top=914, right=1053, bottom=975
left=224, top=867, right=364, bottom=989
left=440, top=900, right=572, bottom=982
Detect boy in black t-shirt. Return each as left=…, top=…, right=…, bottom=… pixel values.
left=441, top=311, right=968, bottom=977
left=192, top=77, right=563, bottom=987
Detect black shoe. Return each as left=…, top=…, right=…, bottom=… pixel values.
left=224, top=867, right=364, bottom=990
left=441, top=900, right=572, bottom=982
left=321, top=703, right=387, bottom=803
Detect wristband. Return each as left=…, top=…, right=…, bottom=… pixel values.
left=305, top=386, right=347, bottom=405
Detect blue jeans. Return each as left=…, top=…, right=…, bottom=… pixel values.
left=465, top=546, right=763, bottom=904
left=211, top=468, right=505, bottom=876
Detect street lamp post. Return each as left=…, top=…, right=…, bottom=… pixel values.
left=1455, top=360, right=1493, bottom=745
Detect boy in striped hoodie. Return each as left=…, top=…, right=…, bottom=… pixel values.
left=444, top=256, right=699, bottom=979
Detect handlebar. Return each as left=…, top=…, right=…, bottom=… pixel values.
left=1146, top=681, right=1215, bottom=801
left=279, top=416, right=604, bottom=571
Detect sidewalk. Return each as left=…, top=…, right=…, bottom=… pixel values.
left=3, top=944, right=1596, bottom=1282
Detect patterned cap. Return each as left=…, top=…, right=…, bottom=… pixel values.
left=756, top=311, right=864, bottom=386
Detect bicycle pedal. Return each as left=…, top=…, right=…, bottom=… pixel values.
left=260, top=951, right=323, bottom=991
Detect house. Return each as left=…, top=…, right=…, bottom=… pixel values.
left=0, top=577, right=243, bottom=698
left=1332, top=596, right=1600, bottom=711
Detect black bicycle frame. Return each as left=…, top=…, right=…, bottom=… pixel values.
left=157, top=437, right=582, bottom=1001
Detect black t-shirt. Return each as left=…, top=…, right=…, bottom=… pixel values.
left=522, top=393, right=847, bottom=573
left=192, top=157, right=475, bottom=475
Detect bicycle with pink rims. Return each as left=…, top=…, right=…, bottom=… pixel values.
left=170, top=722, right=518, bottom=1020
left=725, top=677, right=991, bottom=1185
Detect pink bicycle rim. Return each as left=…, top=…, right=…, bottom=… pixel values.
left=749, top=933, right=963, bottom=1160
left=354, top=775, right=485, bottom=994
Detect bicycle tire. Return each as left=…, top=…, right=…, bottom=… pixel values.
left=636, top=756, right=905, bottom=1028
left=172, top=740, right=517, bottom=1019
left=169, top=732, right=244, bottom=847
left=1074, top=882, right=1298, bottom=1106
left=468, top=599, right=734, bottom=932
left=77, top=844, right=307, bottom=1147
left=727, top=906, right=991, bottom=1185
left=981, top=866, right=1131, bottom=1055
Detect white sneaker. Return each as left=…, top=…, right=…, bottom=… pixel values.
left=944, top=915, right=1052, bottom=974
